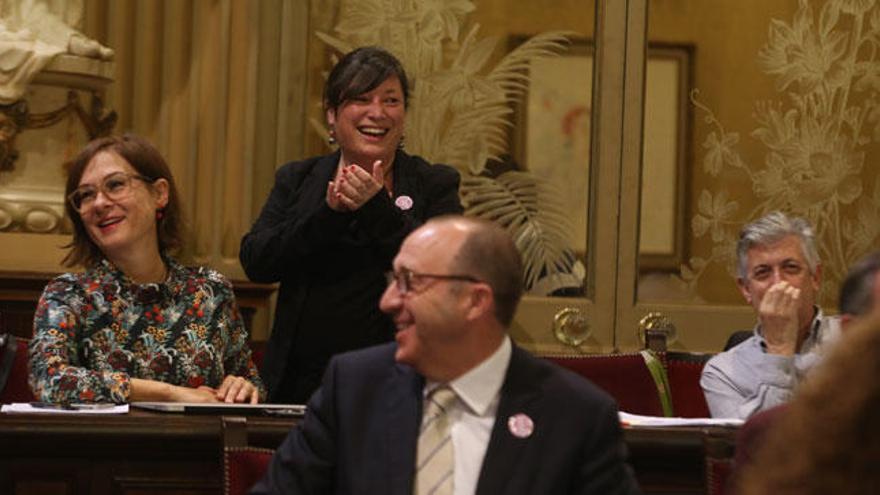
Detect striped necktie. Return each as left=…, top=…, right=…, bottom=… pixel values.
left=415, top=386, right=457, bottom=495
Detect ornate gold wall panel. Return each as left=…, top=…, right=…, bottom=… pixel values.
left=6, top=0, right=872, bottom=351
left=645, top=0, right=880, bottom=310
left=0, top=55, right=113, bottom=269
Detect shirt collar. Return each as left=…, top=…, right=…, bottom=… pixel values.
left=424, top=336, right=512, bottom=417
left=94, top=255, right=183, bottom=301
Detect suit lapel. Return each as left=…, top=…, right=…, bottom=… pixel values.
left=384, top=362, right=423, bottom=495
left=296, top=152, right=340, bottom=208
left=476, top=346, right=542, bottom=495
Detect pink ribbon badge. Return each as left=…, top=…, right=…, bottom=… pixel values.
left=508, top=413, right=534, bottom=439
left=394, top=195, right=413, bottom=210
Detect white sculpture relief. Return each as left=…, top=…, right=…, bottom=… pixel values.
left=0, top=199, right=12, bottom=229
left=0, top=0, right=113, bottom=104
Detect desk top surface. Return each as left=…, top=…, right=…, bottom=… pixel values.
left=0, top=409, right=738, bottom=442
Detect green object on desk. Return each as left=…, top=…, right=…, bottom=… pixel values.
left=640, top=350, right=674, bottom=417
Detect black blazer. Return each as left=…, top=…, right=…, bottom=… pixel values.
left=240, top=150, right=462, bottom=400
left=251, top=343, right=642, bottom=495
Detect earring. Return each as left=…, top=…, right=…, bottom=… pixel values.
left=156, top=209, right=164, bottom=220
left=328, top=129, right=337, bottom=145
left=398, top=134, right=405, bottom=150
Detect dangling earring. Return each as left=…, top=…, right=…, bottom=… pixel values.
left=156, top=209, right=164, bottom=220
left=328, top=129, right=337, bottom=146
left=398, top=134, right=405, bottom=150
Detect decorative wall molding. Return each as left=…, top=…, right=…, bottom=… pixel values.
left=681, top=0, right=880, bottom=305
left=0, top=90, right=116, bottom=173
left=0, top=54, right=114, bottom=234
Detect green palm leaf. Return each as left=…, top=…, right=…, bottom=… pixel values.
left=461, top=172, right=582, bottom=293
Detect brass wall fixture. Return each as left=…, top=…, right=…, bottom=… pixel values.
left=552, top=307, right=591, bottom=347
left=638, top=312, right=677, bottom=350
left=0, top=91, right=117, bottom=172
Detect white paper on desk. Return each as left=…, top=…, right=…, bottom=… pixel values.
left=1, top=403, right=129, bottom=414
left=619, top=411, right=744, bottom=427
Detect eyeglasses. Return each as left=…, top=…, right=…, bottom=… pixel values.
left=385, top=268, right=481, bottom=295
left=68, top=172, right=154, bottom=212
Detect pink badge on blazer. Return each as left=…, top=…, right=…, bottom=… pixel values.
left=395, top=195, right=413, bottom=210
left=508, top=413, right=534, bottom=439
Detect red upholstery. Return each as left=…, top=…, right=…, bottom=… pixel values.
left=545, top=354, right=666, bottom=416
left=250, top=341, right=266, bottom=371
left=664, top=353, right=712, bottom=418
left=0, top=336, right=34, bottom=404
left=706, top=455, right=733, bottom=495
left=703, top=427, right=736, bottom=495
left=224, top=447, right=274, bottom=495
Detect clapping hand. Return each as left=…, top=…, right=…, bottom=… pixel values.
left=326, top=160, right=384, bottom=212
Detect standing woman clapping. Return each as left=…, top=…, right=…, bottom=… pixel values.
left=240, top=46, right=463, bottom=403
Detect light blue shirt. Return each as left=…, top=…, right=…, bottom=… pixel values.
left=700, top=308, right=841, bottom=419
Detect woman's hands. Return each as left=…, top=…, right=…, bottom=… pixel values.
left=130, top=376, right=261, bottom=404
left=326, top=160, right=385, bottom=212
left=173, top=385, right=223, bottom=403
left=215, top=375, right=261, bottom=404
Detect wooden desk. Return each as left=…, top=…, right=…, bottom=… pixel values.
left=0, top=411, right=736, bottom=495
left=0, top=409, right=292, bottom=495
left=625, top=425, right=737, bottom=494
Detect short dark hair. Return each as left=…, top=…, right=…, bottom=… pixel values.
left=323, top=46, right=409, bottom=111
left=839, top=251, right=880, bottom=317
left=451, top=217, right=524, bottom=327
left=62, top=133, right=184, bottom=268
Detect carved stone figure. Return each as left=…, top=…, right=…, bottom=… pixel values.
left=0, top=0, right=113, bottom=103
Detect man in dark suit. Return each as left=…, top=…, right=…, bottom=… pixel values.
left=251, top=216, right=640, bottom=494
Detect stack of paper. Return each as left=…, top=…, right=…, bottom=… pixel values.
left=619, top=411, right=743, bottom=427
left=1, top=403, right=129, bottom=414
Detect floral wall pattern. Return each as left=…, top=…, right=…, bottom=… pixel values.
left=683, top=0, right=880, bottom=305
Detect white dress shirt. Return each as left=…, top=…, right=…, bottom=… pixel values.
left=422, top=336, right=512, bottom=495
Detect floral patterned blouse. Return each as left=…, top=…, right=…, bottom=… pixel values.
left=29, top=258, right=266, bottom=404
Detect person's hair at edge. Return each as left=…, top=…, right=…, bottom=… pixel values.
left=735, top=210, right=819, bottom=280
left=839, top=251, right=880, bottom=317
left=446, top=216, right=524, bottom=328
left=736, top=312, right=880, bottom=494
left=323, top=46, right=410, bottom=111
left=62, top=133, right=184, bottom=268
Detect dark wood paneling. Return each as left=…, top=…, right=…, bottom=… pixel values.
left=0, top=410, right=736, bottom=495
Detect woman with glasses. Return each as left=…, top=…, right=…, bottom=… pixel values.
left=240, top=46, right=463, bottom=403
left=29, top=134, right=265, bottom=404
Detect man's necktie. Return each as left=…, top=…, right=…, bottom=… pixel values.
left=415, top=386, right=457, bottom=495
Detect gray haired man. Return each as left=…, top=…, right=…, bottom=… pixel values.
left=700, top=211, right=841, bottom=419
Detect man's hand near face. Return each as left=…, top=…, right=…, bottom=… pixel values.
left=759, top=281, right=801, bottom=355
